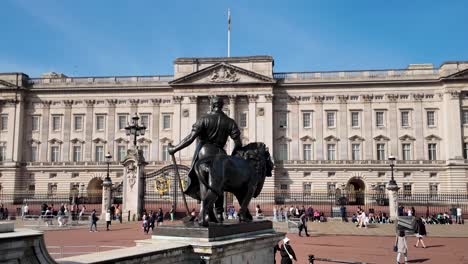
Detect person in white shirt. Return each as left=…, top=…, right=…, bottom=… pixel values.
left=457, top=207, right=462, bottom=224
left=22, top=203, right=29, bottom=220
left=105, top=209, right=112, bottom=231
left=407, top=208, right=412, bottom=217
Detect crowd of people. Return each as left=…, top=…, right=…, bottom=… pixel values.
left=272, top=205, right=327, bottom=223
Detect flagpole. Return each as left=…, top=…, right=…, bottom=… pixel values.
left=228, top=8, right=231, bottom=57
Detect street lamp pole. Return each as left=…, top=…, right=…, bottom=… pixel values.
left=387, top=154, right=400, bottom=222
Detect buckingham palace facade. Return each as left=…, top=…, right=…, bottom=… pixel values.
left=1, top=56, right=468, bottom=198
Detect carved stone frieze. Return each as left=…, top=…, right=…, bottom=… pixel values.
left=189, top=96, right=198, bottom=104
left=41, top=100, right=53, bottom=108
left=387, top=94, right=399, bottom=102
left=264, top=94, right=274, bottom=102
left=63, top=100, right=74, bottom=107
left=209, top=66, right=239, bottom=83
left=412, top=93, right=424, bottom=101
left=106, top=99, right=118, bottom=106
left=129, top=99, right=140, bottom=106
left=173, top=96, right=183, bottom=103
left=288, top=96, right=301, bottom=104
left=362, top=94, right=373, bottom=102
left=151, top=98, right=162, bottom=105
left=85, top=99, right=96, bottom=107
left=228, top=95, right=237, bottom=104
left=314, top=96, right=325, bottom=103
left=247, top=94, right=258, bottom=103
left=337, top=95, right=348, bottom=103
left=447, top=90, right=461, bottom=99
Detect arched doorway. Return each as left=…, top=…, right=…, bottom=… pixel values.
left=346, top=177, right=366, bottom=205
left=87, top=177, right=103, bottom=203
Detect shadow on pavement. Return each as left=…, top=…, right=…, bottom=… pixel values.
left=407, top=258, right=430, bottom=263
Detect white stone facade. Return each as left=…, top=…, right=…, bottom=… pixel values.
left=1, top=56, right=468, bottom=197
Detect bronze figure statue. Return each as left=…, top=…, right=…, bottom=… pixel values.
left=168, top=96, right=273, bottom=226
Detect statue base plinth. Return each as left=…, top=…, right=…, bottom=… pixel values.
left=152, top=220, right=273, bottom=242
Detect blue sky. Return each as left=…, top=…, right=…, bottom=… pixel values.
left=1, top=0, right=467, bottom=77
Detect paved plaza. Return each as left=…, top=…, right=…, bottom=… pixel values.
left=32, top=220, right=468, bottom=263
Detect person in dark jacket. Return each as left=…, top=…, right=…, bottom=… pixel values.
left=414, top=217, right=427, bottom=248
left=298, top=211, right=310, bottom=237
left=280, top=237, right=297, bottom=264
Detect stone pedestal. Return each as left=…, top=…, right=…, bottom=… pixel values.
left=101, top=177, right=112, bottom=220
left=122, top=147, right=147, bottom=221
left=387, top=184, right=400, bottom=222
left=0, top=222, right=56, bottom=263
left=144, top=220, right=284, bottom=263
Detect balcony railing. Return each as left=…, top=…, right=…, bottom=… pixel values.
left=276, top=160, right=446, bottom=165
left=28, top=75, right=174, bottom=85
left=273, top=68, right=446, bottom=82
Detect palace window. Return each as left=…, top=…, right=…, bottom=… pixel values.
left=327, top=182, right=336, bottom=197
left=351, top=143, right=360, bottom=160
left=118, top=146, right=127, bottom=161
left=378, top=172, right=386, bottom=178
left=403, top=184, right=412, bottom=198
left=464, top=143, right=468, bottom=159
left=401, top=111, right=410, bottom=127
left=463, top=111, right=468, bottom=125
left=140, top=145, right=149, bottom=160
left=140, top=114, right=149, bottom=131
left=50, top=146, right=60, bottom=162
left=31, top=146, right=38, bottom=162
left=278, top=143, right=288, bottom=160
left=162, top=145, right=170, bottom=161
left=72, top=172, right=79, bottom=178
left=376, top=111, right=384, bottom=127
left=96, top=115, right=105, bottom=131
left=239, top=112, right=248, bottom=128
left=72, top=146, right=81, bottom=162
left=326, top=112, right=335, bottom=128
left=303, top=144, right=312, bottom=160
left=278, top=112, right=288, bottom=128
left=0, top=146, right=6, bottom=161
left=327, top=144, right=336, bottom=160
left=118, top=114, right=127, bottom=130
left=429, top=184, right=438, bottom=198
left=402, top=144, right=411, bottom=160
left=95, top=146, right=104, bottom=162
left=302, top=112, right=312, bottom=128
left=74, top=115, right=83, bottom=131
left=351, top=112, right=360, bottom=128
left=428, top=143, right=437, bottom=160
left=32, top=116, right=40, bottom=131
left=303, top=182, right=312, bottom=194
left=0, top=115, right=8, bottom=131
left=162, top=114, right=171, bottom=129
left=376, top=143, right=385, bottom=160
left=52, top=115, right=62, bottom=131
left=280, top=184, right=288, bottom=191
left=47, top=183, right=58, bottom=198
left=427, top=111, right=436, bottom=127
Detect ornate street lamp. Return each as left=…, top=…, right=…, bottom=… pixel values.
left=388, top=155, right=397, bottom=188
left=104, top=152, right=112, bottom=183
left=125, top=113, right=146, bottom=147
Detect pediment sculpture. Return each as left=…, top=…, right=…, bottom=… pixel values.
left=210, top=67, right=239, bottom=83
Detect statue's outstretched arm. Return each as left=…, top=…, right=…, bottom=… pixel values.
left=231, top=137, right=242, bottom=155
left=168, top=131, right=197, bottom=155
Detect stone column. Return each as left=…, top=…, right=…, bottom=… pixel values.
left=338, top=95, right=348, bottom=160
left=40, top=101, right=52, bottom=161
left=228, top=95, right=236, bottom=153
left=363, top=95, right=373, bottom=159
left=248, top=95, right=258, bottom=142
left=264, top=95, right=274, bottom=155
left=413, top=94, right=425, bottom=159
left=122, top=148, right=147, bottom=221
left=101, top=176, right=112, bottom=219
left=289, top=96, right=300, bottom=160
left=443, top=90, right=463, bottom=159
left=387, top=183, right=400, bottom=222
left=314, top=96, right=324, bottom=160
left=151, top=99, right=161, bottom=161
left=62, top=100, right=73, bottom=161
left=387, top=94, right=398, bottom=156
left=84, top=100, right=95, bottom=161
left=107, top=99, right=118, bottom=157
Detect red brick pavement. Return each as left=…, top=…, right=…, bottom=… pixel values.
left=44, top=222, right=468, bottom=263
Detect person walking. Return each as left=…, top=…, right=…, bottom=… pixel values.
left=115, top=206, right=121, bottom=223
left=170, top=205, right=175, bottom=222
left=22, top=203, right=29, bottom=220
left=90, top=209, right=98, bottom=232
left=457, top=207, right=462, bottom=224
left=414, top=217, right=427, bottom=248
left=142, top=212, right=149, bottom=234
left=156, top=208, right=164, bottom=226
left=340, top=205, right=347, bottom=222
left=395, top=230, right=408, bottom=264
left=280, top=237, right=297, bottom=264
left=298, top=211, right=310, bottom=237
left=79, top=205, right=86, bottom=221
left=105, top=209, right=112, bottom=231
left=273, top=206, right=278, bottom=222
